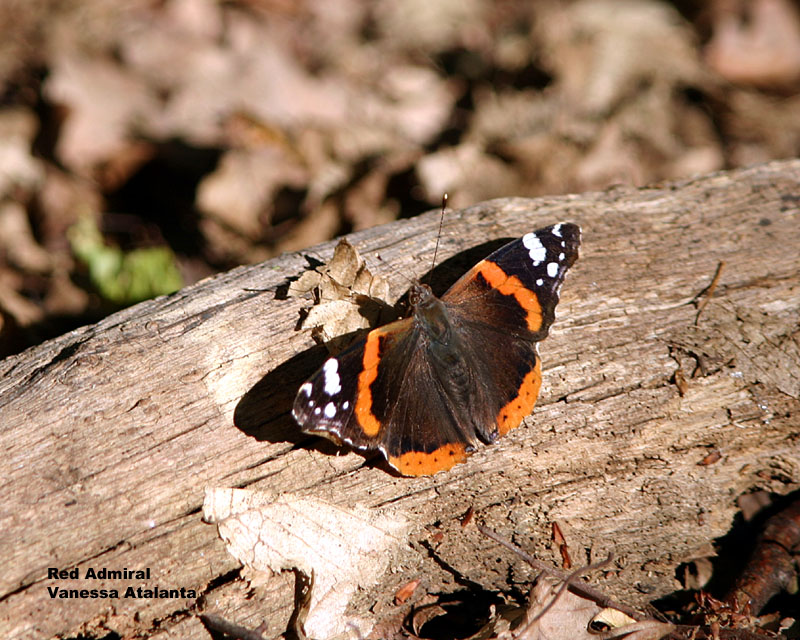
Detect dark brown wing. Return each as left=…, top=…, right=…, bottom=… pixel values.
left=444, top=223, right=580, bottom=338
left=439, top=223, right=580, bottom=440
left=292, top=317, right=477, bottom=476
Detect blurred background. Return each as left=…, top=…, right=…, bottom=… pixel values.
left=1, top=0, right=799, bottom=358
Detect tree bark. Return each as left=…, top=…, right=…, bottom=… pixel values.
left=1, top=159, right=798, bottom=639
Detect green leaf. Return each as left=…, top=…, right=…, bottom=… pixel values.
left=68, top=216, right=183, bottom=305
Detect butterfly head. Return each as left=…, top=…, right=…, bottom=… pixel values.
left=408, top=282, right=434, bottom=307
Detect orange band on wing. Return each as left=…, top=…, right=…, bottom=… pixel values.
left=477, top=261, right=543, bottom=332
left=389, top=443, right=469, bottom=476
left=496, top=358, right=542, bottom=436
left=354, top=328, right=385, bottom=437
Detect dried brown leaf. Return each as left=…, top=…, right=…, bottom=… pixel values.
left=394, top=578, right=421, bottom=605
left=196, top=148, right=308, bottom=238
left=288, top=239, right=393, bottom=350
left=128, top=17, right=350, bottom=147
left=373, top=0, right=485, bottom=52
left=416, top=143, right=520, bottom=207
left=0, top=202, right=51, bottom=274
left=484, top=577, right=674, bottom=640
left=203, top=488, right=410, bottom=639
left=0, top=108, right=44, bottom=196
left=705, top=0, right=800, bottom=89
left=538, top=0, right=703, bottom=117
left=44, top=54, right=159, bottom=173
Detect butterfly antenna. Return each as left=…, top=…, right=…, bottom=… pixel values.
left=430, top=193, right=448, bottom=278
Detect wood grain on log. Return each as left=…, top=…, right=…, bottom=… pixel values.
left=1, top=160, right=798, bottom=639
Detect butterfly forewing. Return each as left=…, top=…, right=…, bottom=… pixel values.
left=443, top=223, right=581, bottom=340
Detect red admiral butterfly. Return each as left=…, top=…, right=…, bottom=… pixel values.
left=293, top=223, right=581, bottom=476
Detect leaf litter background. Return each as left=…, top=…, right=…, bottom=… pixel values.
left=2, top=0, right=800, bottom=360
left=2, top=0, right=800, bottom=637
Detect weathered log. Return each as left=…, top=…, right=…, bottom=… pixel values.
left=1, top=159, right=798, bottom=639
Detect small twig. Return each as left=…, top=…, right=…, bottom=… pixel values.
left=552, top=521, right=572, bottom=569
left=516, top=556, right=615, bottom=636
left=199, top=569, right=314, bottom=640
left=199, top=613, right=268, bottom=640
left=694, top=261, right=725, bottom=325
left=286, top=568, right=314, bottom=640
left=476, top=522, right=645, bottom=622
left=724, top=497, right=800, bottom=614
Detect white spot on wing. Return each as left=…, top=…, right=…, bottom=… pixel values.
left=547, top=262, right=559, bottom=278
left=323, top=359, right=341, bottom=395
left=342, top=400, right=350, bottom=410
left=300, top=382, right=312, bottom=396
left=552, top=223, right=563, bottom=237
left=324, top=402, right=336, bottom=418
left=523, top=232, right=547, bottom=266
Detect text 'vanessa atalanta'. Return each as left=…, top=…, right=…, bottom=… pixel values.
left=293, top=223, right=581, bottom=476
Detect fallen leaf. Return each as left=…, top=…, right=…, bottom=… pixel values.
left=129, top=16, right=350, bottom=147
left=552, top=521, right=572, bottom=570
left=196, top=147, right=308, bottom=238
left=0, top=269, right=43, bottom=327
left=394, top=578, right=421, bottom=605
left=705, top=0, right=800, bottom=89
left=480, top=577, right=673, bottom=640
left=68, top=216, right=182, bottom=304
left=288, top=238, right=394, bottom=350
left=0, top=107, right=44, bottom=196
left=416, top=143, right=520, bottom=206
left=698, top=450, right=722, bottom=466
left=0, top=202, right=51, bottom=273
left=373, top=0, right=485, bottom=52
left=203, top=488, right=410, bottom=639
left=591, top=606, right=637, bottom=629
left=538, top=0, right=703, bottom=117
left=44, top=53, right=159, bottom=174
left=508, top=578, right=603, bottom=640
